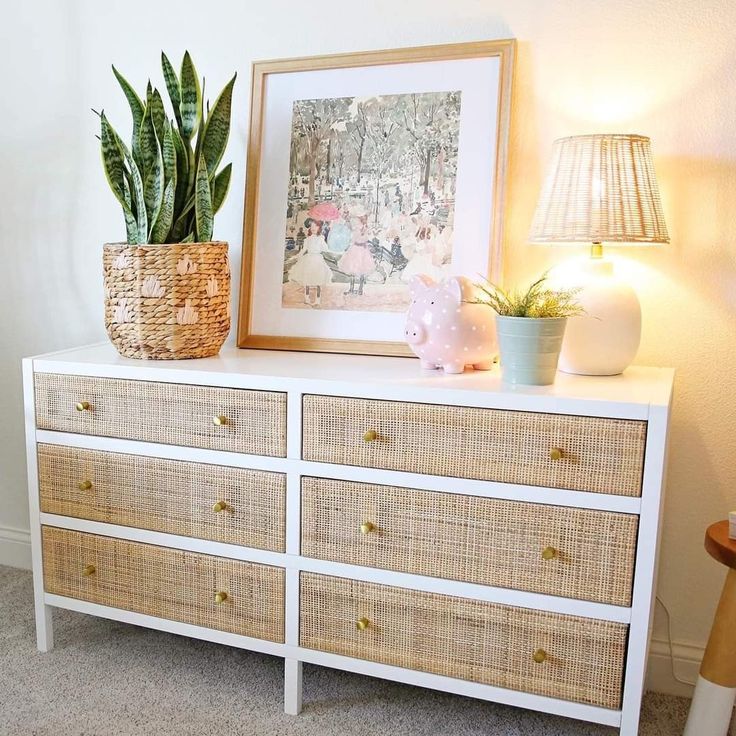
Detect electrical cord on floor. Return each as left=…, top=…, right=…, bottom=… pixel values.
left=656, top=596, right=736, bottom=735
left=655, top=596, right=696, bottom=687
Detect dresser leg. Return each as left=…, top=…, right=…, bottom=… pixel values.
left=284, top=659, right=302, bottom=715
left=35, top=602, right=54, bottom=652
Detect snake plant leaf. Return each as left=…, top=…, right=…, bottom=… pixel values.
left=161, top=122, right=177, bottom=191
left=149, top=179, right=175, bottom=243
left=161, top=52, right=182, bottom=128
left=170, top=126, right=189, bottom=213
left=112, top=65, right=144, bottom=169
left=180, top=232, right=195, bottom=243
left=150, top=88, right=167, bottom=144
left=180, top=51, right=201, bottom=140
left=110, top=122, right=147, bottom=242
left=100, top=112, right=138, bottom=243
left=212, top=163, right=232, bottom=215
left=139, top=106, right=164, bottom=231
left=194, top=153, right=213, bottom=242
left=200, top=73, right=236, bottom=175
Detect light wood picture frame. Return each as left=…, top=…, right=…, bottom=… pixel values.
left=237, top=39, right=516, bottom=356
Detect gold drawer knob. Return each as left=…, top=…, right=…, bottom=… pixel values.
left=533, top=648, right=548, bottom=664
left=75, top=401, right=91, bottom=412
left=363, top=429, right=377, bottom=442
left=356, top=617, right=370, bottom=631
left=214, top=591, right=228, bottom=604
left=360, top=522, right=376, bottom=535
left=549, top=447, right=564, bottom=461
left=541, top=546, right=559, bottom=561
left=212, top=501, right=228, bottom=513
left=212, top=415, right=228, bottom=426
left=78, top=480, right=93, bottom=491
left=82, top=564, right=96, bottom=577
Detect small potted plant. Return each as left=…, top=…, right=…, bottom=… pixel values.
left=97, top=52, right=236, bottom=359
left=474, top=274, right=582, bottom=385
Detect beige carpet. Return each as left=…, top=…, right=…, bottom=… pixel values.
left=0, top=565, right=691, bottom=735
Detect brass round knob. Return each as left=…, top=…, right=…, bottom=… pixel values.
left=212, top=501, right=228, bottom=513
left=356, top=617, right=370, bottom=631
left=533, top=648, right=548, bottom=664
left=214, top=591, right=228, bottom=604
left=212, top=415, right=228, bottom=426
left=82, top=564, right=96, bottom=577
left=363, top=429, right=377, bottom=442
left=78, top=480, right=93, bottom=491
left=542, top=546, right=559, bottom=561
left=75, top=401, right=91, bottom=412
left=360, top=522, right=375, bottom=535
left=549, top=447, right=563, bottom=461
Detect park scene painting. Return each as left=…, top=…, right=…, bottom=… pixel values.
left=281, top=90, right=462, bottom=312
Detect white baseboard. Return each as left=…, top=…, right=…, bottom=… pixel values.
left=0, top=525, right=32, bottom=570
left=0, top=522, right=703, bottom=698
left=646, top=637, right=702, bottom=697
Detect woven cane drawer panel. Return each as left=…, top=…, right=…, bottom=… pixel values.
left=301, top=477, right=638, bottom=606
left=35, top=373, right=286, bottom=456
left=302, top=395, right=646, bottom=496
left=38, top=445, right=286, bottom=552
left=42, top=527, right=284, bottom=641
left=300, top=573, right=627, bottom=708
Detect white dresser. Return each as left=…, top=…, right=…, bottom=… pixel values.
left=23, top=344, right=674, bottom=734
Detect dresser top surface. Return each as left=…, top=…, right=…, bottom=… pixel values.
left=28, top=343, right=674, bottom=416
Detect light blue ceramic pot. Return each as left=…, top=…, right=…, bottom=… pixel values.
left=496, top=316, right=567, bottom=386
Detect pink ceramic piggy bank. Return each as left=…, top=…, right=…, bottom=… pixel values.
left=404, top=275, right=497, bottom=374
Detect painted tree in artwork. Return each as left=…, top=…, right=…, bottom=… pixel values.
left=292, top=97, right=350, bottom=205
left=345, top=102, right=368, bottom=184
left=363, top=99, right=400, bottom=222
left=400, top=92, right=461, bottom=195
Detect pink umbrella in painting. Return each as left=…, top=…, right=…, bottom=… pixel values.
left=307, top=202, right=341, bottom=221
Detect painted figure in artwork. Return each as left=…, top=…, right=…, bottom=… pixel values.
left=288, top=218, right=333, bottom=306
left=338, top=209, right=375, bottom=297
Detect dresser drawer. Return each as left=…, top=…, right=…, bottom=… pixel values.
left=42, top=527, right=284, bottom=641
left=38, top=445, right=286, bottom=552
left=301, top=477, right=638, bottom=606
left=302, top=395, right=646, bottom=496
left=300, top=573, right=626, bottom=708
left=35, top=374, right=287, bottom=456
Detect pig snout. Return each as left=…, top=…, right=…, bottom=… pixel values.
left=404, top=320, right=426, bottom=345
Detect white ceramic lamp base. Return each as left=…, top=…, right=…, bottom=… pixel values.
left=558, top=258, right=641, bottom=376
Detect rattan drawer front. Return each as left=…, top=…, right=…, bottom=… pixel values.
left=38, top=445, right=286, bottom=552
left=302, top=395, right=646, bottom=496
left=300, top=573, right=626, bottom=709
left=35, top=373, right=287, bottom=456
left=301, top=477, right=638, bottom=606
left=42, top=527, right=284, bottom=641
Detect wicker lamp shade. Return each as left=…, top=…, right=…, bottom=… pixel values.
left=529, top=134, right=669, bottom=245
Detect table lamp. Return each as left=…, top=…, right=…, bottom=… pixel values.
left=529, top=134, right=669, bottom=375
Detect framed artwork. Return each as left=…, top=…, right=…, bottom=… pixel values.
left=237, top=39, right=515, bottom=356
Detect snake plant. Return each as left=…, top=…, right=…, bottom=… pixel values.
left=98, top=52, right=236, bottom=244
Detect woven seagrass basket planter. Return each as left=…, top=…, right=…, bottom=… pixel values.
left=103, top=242, right=230, bottom=360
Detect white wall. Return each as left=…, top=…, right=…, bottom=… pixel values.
left=1, top=0, right=734, bottom=695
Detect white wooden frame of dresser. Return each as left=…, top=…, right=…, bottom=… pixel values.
left=23, top=352, right=674, bottom=735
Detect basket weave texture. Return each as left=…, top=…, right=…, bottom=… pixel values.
left=300, top=572, right=627, bottom=709
left=103, top=242, right=230, bottom=360
left=301, top=477, right=638, bottom=605
left=39, top=444, right=286, bottom=551
left=302, top=395, right=646, bottom=496
left=43, top=526, right=285, bottom=641
left=35, top=373, right=287, bottom=457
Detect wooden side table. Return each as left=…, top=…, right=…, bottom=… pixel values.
left=684, top=521, right=736, bottom=736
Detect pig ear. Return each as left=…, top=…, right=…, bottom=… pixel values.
left=409, top=274, right=435, bottom=297
left=444, top=275, right=476, bottom=304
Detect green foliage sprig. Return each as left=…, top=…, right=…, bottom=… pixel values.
left=472, top=273, right=584, bottom=318
left=96, top=52, right=236, bottom=244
